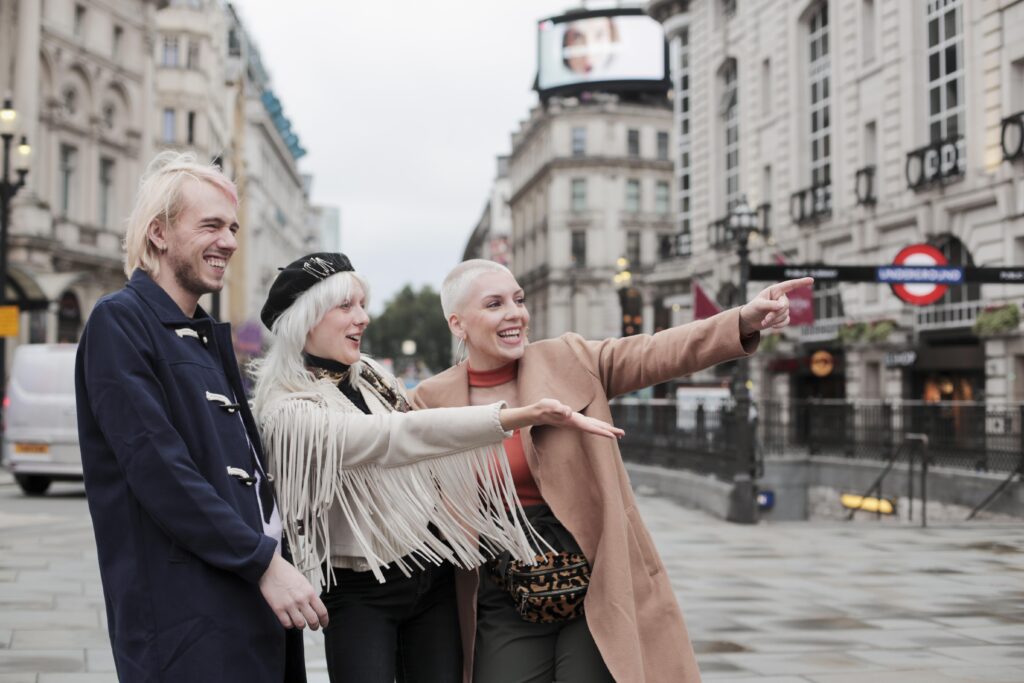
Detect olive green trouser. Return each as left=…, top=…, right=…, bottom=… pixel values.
left=473, top=565, right=615, bottom=683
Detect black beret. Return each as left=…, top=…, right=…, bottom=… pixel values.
left=260, top=252, right=355, bottom=330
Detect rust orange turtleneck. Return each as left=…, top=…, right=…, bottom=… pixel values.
left=467, top=361, right=544, bottom=507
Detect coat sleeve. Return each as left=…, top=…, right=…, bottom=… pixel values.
left=564, top=307, right=759, bottom=400
left=260, top=397, right=509, bottom=469
left=78, top=301, right=276, bottom=584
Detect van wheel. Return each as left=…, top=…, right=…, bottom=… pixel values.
left=15, top=475, right=51, bottom=496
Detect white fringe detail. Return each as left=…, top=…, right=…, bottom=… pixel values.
left=259, top=385, right=546, bottom=589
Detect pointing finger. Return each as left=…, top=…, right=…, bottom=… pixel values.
left=771, top=277, right=814, bottom=298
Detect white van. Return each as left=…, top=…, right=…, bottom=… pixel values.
left=3, top=344, right=81, bottom=495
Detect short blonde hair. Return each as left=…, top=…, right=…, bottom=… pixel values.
left=440, top=259, right=514, bottom=319
left=123, top=150, right=238, bottom=279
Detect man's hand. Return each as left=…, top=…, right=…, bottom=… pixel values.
left=258, top=553, right=329, bottom=631
left=738, top=277, right=814, bottom=336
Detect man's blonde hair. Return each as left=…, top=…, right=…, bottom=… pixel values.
left=123, top=151, right=238, bottom=279
left=440, top=259, right=515, bottom=319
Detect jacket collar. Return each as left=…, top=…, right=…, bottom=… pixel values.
left=126, top=269, right=214, bottom=325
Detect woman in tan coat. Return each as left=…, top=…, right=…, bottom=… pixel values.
left=411, top=260, right=811, bottom=683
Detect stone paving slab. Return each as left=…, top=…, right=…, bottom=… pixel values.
left=0, top=483, right=1022, bottom=681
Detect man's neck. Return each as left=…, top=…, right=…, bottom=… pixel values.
left=151, top=270, right=199, bottom=318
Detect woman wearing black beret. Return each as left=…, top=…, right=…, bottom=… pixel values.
left=250, top=252, right=622, bottom=683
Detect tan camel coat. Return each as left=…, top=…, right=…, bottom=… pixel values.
left=411, top=308, right=757, bottom=683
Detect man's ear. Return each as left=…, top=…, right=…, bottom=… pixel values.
left=448, top=313, right=465, bottom=340
left=147, top=219, right=167, bottom=253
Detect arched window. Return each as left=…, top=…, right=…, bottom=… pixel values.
left=57, top=291, right=82, bottom=343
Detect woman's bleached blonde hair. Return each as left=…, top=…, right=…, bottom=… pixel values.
left=440, top=259, right=515, bottom=320
left=122, top=150, right=238, bottom=279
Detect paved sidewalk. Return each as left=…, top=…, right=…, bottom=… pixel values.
left=0, top=480, right=1021, bottom=682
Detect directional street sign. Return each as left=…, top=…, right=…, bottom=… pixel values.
left=750, top=265, right=1024, bottom=285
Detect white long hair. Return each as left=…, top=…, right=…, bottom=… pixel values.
left=250, top=271, right=370, bottom=420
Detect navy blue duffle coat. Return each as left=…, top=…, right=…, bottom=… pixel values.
left=75, top=270, right=305, bottom=682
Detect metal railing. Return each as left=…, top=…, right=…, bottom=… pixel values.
left=915, top=299, right=986, bottom=331
left=611, top=397, right=1023, bottom=477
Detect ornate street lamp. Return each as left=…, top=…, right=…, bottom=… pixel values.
left=0, top=96, right=33, bottom=416
left=726, top=195, right=761, bottom=524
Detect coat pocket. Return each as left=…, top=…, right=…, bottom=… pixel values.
left=624, top=506, right=662, bottom=577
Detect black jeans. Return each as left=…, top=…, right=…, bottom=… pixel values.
left=320, top=561, right=461, bottom=683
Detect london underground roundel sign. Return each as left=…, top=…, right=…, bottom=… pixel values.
left=890, top=244, right=948, bottom=305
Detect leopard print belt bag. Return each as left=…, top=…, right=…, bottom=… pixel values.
left=488, top=550, right=591, bottom=623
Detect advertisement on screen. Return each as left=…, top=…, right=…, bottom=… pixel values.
left=537, top=11, right=667, bottom=95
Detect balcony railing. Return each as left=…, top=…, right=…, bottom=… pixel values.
left=707, top=205, right=771, bottom=250
left=915, top=298, right=986, bottom=331
left=905, top=135, right=965, bottom=190
left=855, top=165, right=877, bottom=205
left=1002, top=111, right=1024, bottom=162
left=789, top=183, right=832, bottom=224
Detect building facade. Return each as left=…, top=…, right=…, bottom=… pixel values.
left=647, top=0, right=1024, bottom=404
left=463, top=155, right=512, bottom=266
left=0, top=0, right=329, bottom=372
left=0, top=0, right=164, bottom=348
left=507, top=97, right=676, bottom=341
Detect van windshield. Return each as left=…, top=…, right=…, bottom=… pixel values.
left=14, top=349, right=78, bottom=395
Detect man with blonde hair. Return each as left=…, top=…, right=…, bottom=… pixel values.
left=75, top=151, right=324, bottom=682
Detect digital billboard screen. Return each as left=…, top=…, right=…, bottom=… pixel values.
left=536, top=10, right=668, bottom=96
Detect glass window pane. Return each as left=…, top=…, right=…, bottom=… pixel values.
left=930, top=121, right=942, bottom=141
left=947, top=114, right=958, bottom=137
left=929, top=53, right=940, bottom=82
left=945, top=45, right=957, bottom=76
left=944, top=9, right=957, bottom=41
left=930, top=86, right=941, bottom=115
left=929, top=18, right=939, bottom=47
left=946, top=80, right=957, bottom=108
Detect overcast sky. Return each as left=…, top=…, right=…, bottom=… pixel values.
left=233, top=1, right=594, bottom=311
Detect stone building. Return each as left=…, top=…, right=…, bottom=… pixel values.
left=646, top=0, right=1024, bottom=404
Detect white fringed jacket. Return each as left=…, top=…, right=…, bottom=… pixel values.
left=254, top=358, right=537, bottom=588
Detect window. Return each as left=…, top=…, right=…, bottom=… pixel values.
left=721, top=59, right=740, bottom=210
left=113, top=25, right=123, bottom=60
left=74, top=4, right=86, bottom=39
left=864, top=361, right=881, bottom=399
left=187, top=40, right=200, bottom=69
left=571, top=127, right=586, bottom=156
left=162, top=108, right=176, bottom=143
left=99, top=158, right=115, bottom=228
left=60, top=144, right=78, bottom=216
left=102, top=103, right=116, bottom=130
left=808, top=3, right=832, bottom=188
left=625, top=179, right=641, bottom=213
left=656, top=131, right=669, bottom=160
left=762, top=58, right=772, bottom=116
left=626, top=231, right=641, bottom=266
left=163, top=36, right=179, bottom=67
left=676, top=31, right=692, bottom=257
left=627, top=129, right=640, bottom=157
left=864, top=120, right=877, bottom=166
left=655, top=180, right=670, bottom=214
left=926, top=0, right=964, bottom=144
left=62, top=87, right=77, bottom=116
left=862, top=0, right=877, bottom=64
left=187, top=111, right=196, bottom=145
left=571, top=231, right=586, bottom=266
left=571, top=178, right=586, bottom=212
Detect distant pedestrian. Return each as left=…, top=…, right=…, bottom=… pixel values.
left=75, top=151, right=322, bottom=682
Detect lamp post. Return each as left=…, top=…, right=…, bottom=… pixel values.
left=726, top=196, right=761, bottom=524
left=0, top=96, right=33, bottom=418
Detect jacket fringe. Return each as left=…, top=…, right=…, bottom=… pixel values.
left=260, top=391, right=544, bottom=587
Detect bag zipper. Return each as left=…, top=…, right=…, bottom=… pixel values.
left=517, top=585, right=589, bottom=600
left=509, top=560, right=589, bottom=578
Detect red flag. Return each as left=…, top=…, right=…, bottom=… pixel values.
left=693, top=281, right=722, bottom=320
left=789, top=282, right=815, bottom=326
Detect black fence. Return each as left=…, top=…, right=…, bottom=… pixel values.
left=611, top=398, right=1024, bottom=480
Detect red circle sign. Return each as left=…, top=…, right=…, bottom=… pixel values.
left=891, top=244, right=948, bottom=305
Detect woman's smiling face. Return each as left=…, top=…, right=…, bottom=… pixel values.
left=303, top=281, right=370, bottom=365
left=456, top=270, right=530, bottom=371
